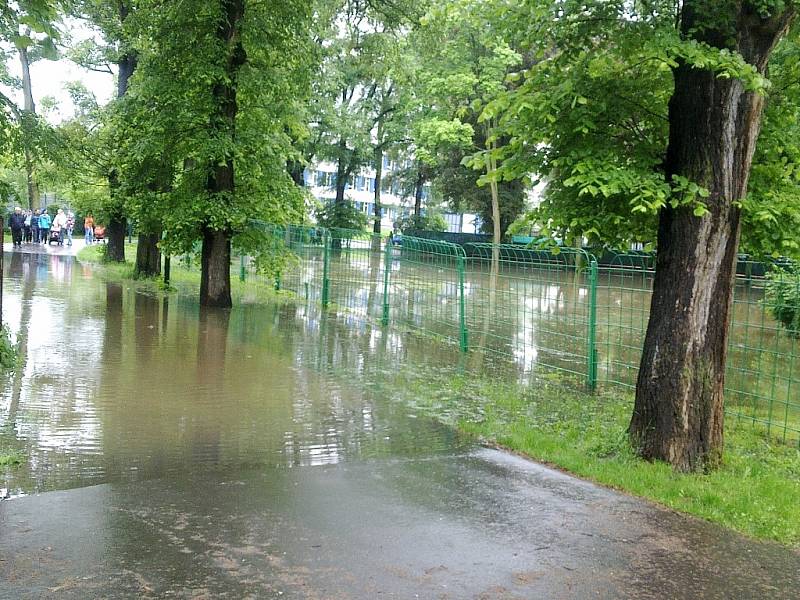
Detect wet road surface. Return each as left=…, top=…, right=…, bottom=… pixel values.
left=1, top=250, right=799, bottom=598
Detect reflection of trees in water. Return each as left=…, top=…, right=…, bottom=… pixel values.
left=5, top=253, right=38, bottom=428
left=193, top=308, right=232, bottom=464
left=134, top=292, right=160, bottom=365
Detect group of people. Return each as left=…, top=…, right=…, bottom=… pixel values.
left=8, top=207, right=75, bottom=247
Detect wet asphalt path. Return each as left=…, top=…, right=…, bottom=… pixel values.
left=2, top=449, right=799, bottom=599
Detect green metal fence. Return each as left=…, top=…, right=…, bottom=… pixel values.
left=326, top=228, right=385, bottom=319
left=232, top=221, right=800, bottom=445
left=463, top=244, right=598, bottom=388
left=593, top=259, right=800, bottom=444
left=386, top=236, right=467, bottom=349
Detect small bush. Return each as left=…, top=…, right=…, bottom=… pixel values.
left=765, top=271, right=800, bottom=336
left=0, top=327, right=17, bottom=368
left=314, top=200, right=368, bottom=231
left=0, top=449, right=23, bottom=466
left=394, top=212, right=447, bottom=233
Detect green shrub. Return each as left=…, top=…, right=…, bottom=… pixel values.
left=394, top=211, right=447, bottom=233
left=765, top=270, right=800, bottom=336
left=314, top=200, right=368, bottom=231
left=0, top=326, right=17, bottom=368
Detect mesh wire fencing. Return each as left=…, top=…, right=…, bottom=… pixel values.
left=593, top=257, right=800, bottom=444
left=463, top=244, right=597, bottom=385
left=187, top=221, right=800, bottom=446
left=386, top=236, right=467, bottom=349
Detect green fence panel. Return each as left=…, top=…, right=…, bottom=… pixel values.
left=463, top=243, right=596, bottom=383
left=326, top=228, right=386, bottom=319
left=595, top=258, right=800, bottom=445
left=388, top=236, right=466, bottom=348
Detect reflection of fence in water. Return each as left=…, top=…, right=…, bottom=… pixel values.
left=464, top=244, right=596, bottom=383
left=235, top=222, right=799, bottom=445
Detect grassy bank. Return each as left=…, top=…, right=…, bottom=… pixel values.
left=76, top=243, right=283, bottom=302
left=0, top=326, right=17, bottom=368
left=369, top=367, right=800, bottom=547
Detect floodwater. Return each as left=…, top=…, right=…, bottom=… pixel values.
left=2, top=250, right=800, bottom=599
left=0, top=250, right=468, bottom=497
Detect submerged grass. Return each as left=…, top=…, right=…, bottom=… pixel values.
left=369, top=366, right=800, bottom=547
left=0, top=326, right=17, bottom=368
left=0, top=449, right=23, bottom=467
left=76, top=243, right=287, bottom=304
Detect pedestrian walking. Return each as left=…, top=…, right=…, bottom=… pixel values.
left=31, top=209, right=40, bottom=243
left=23, top=211, right=32, bottom=243
left=65, top=212, right=75, bottom=246
left=8, top=207, right=25, bottom=247
left=84, top=214, right=94, bottom=245
left=38, top=210, right=51, bottom=244
left=52, top=209, right=67, bottom=246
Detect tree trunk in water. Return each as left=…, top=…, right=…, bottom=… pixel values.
left=485, top=123, right=501, bottom=274
left=135, top=231, right=162, bottom=277
left=103, top=3, right=138, bottom=264
left=630, top=4, right=795, bottom=472
left=200, top=228, right=232, bottom=308
left=106, top=216, right=127, bottom=262
left=199, top=0, right=244, bottom=308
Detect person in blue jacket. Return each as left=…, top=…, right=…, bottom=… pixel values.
left=38, top=210, right=51, bottom=244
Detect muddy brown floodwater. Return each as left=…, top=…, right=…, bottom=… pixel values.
left=1, top=250, right=799, bottom=599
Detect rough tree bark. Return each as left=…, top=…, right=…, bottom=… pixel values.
left=19, top=42, right=40, bottom=211
left=413, top=167, right=424, bottom=218
left=630, top=3, right=796, bottom=472
left=135, top=162, right=170, bottom=277
left=200, top=0, right=246, bottom=308
left=106, top=3, right=138, bottom=263
left=135, top=230, right=162, bottom=277
left=105, top=169, right=127, bottom=262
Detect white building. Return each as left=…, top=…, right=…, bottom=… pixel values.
left=303, top=159, right=479, bottom=233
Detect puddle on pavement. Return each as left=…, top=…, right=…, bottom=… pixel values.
left=0, top=252, right=470, bottom=498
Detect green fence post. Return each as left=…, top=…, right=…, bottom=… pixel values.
left=587, top=257, right=598, bottom=391
left=239, top=255, right=246, bottom=282
left=382, top=238, right=392, bottom=326
left=457, top=254, right=468, bottom=353
left=321, top=229, right=331, bottom=308
left=275, top=274, right=281, bottom=291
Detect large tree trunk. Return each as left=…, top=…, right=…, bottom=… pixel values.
left=335, top=145, right=348, bottom=206
left=135, top=231, right=162, bottom=277
left=103, top=3, right=138, bottom=264
left=200, top=0, right=245, bottom=308
left=106, top=215, right=127, bottom=262
left=413, top=168, right=424, bottom=218
left=200, top=228, right=232, bottom=308
left=630, top=4, right=795, bottom=472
